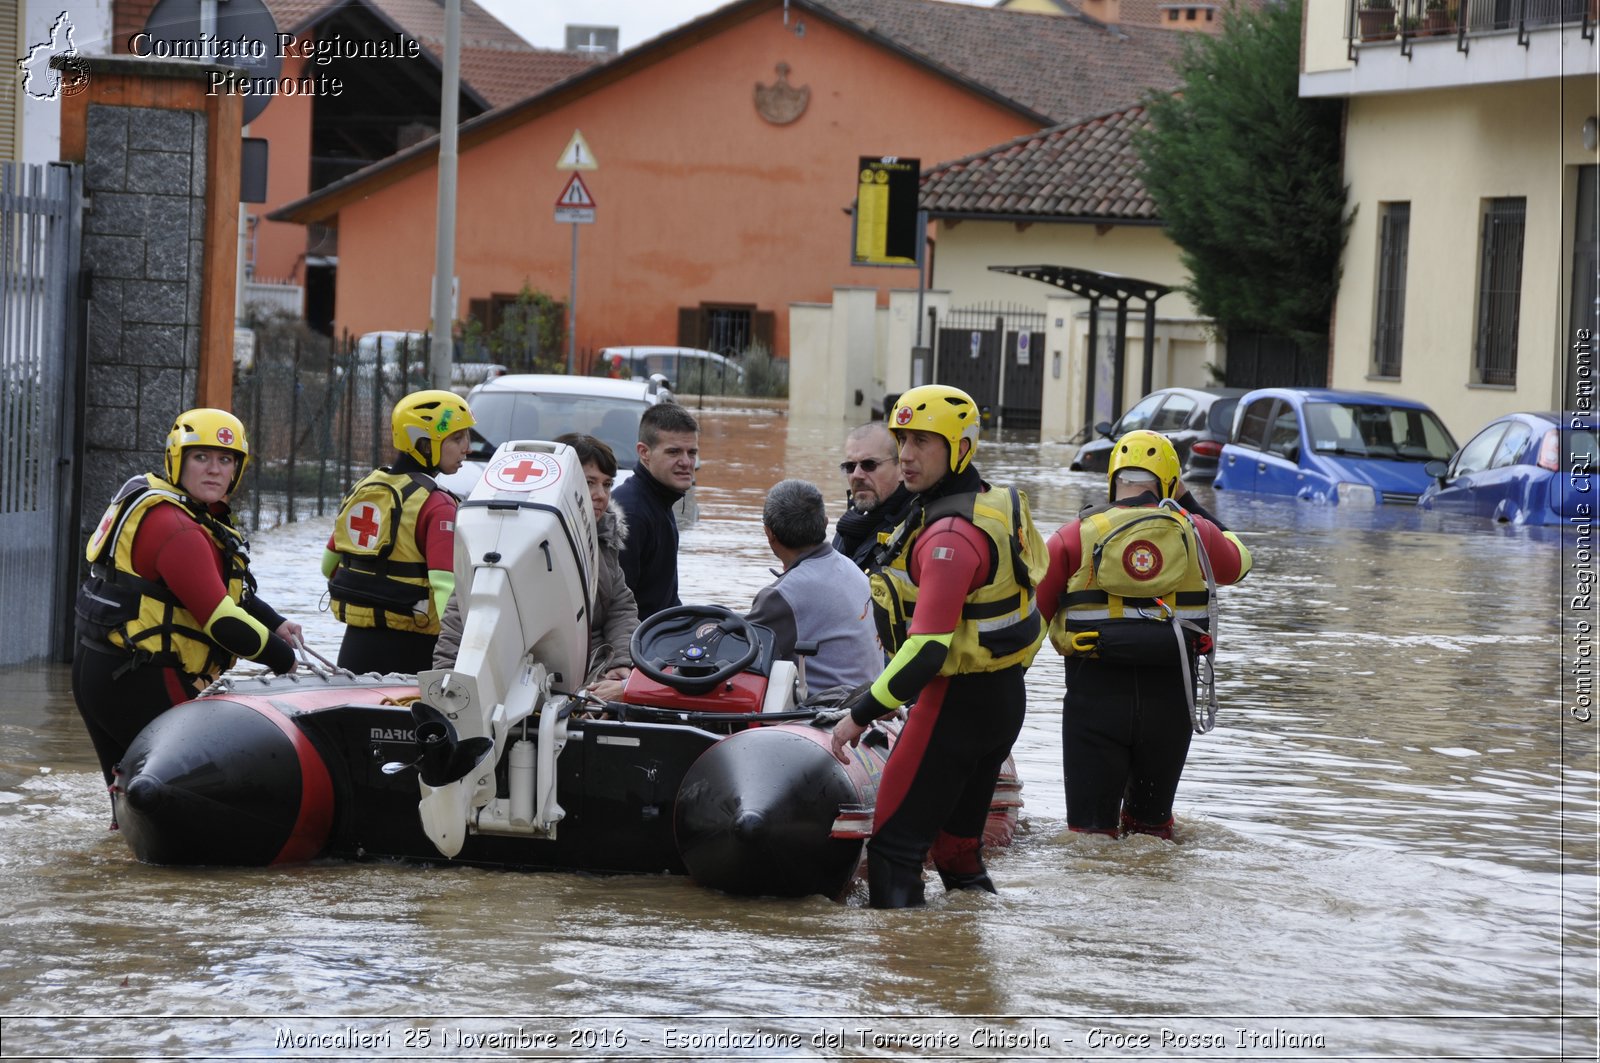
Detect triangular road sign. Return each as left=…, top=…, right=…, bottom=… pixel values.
left=556, top=173, right=596, bottom=208
left=556, top=130, right=598, bottom=170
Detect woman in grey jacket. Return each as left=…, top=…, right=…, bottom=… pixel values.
left=431, top=434, right=640, bottom=699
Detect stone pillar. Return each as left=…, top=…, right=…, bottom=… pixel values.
left=56, top=55, right=242, bottom=529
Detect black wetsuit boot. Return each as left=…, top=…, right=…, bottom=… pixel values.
left=867, top=853, right=926, bottom=909
left=938, top=868, right=997, bottom=894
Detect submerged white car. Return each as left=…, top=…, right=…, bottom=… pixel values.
left=436, top=373, right=675, bottom=497
left=598, top=346, right=743, bottom=391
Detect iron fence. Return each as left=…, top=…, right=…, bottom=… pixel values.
left=1349, top=0, right=1591, bottom=44
left=230, top=324, right=431, bottom=532
left=0, top=161, right=82, bottom=666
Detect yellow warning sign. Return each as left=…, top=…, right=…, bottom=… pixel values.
left=556, top=130, right=598, bottom=171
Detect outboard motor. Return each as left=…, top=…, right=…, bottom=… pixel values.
left=411, top=440, right=597, bottom=857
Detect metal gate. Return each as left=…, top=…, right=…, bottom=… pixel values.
left=930, top=304, right=1046, bottom=429
left=0, top=162, right=83, bottom=666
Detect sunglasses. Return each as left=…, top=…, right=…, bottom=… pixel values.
left=840, top=457, right=897, bottom=474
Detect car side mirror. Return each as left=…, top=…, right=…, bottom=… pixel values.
left=1424, top=459, right=1449, bottom=483
left=1282, top=443, right=1299, bottom=463
left=1094, top=420, right=1114, bottom=438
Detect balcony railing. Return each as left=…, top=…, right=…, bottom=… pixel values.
left=1347, top=0, right=1592, bottom=56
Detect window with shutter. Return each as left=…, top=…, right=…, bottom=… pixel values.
left=1371, top=202, right=1410, bottom=378
left=1473, top=197, right=1525, bottom=387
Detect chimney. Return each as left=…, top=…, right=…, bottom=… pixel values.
left=564, top=25, right=619, bottom=54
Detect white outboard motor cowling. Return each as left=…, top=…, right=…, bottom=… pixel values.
left=413, top=440, right=597, bottom=856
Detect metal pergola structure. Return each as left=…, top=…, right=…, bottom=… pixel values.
left=989, top=265, right=1173, bottom=427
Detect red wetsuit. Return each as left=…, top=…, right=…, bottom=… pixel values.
left=1037, top=491, right=1249, bottom=836
left=855, top=471, right=1034, bottom=905
left=73, top=496, right=290, bottom=785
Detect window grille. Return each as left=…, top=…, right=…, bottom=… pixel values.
left=1473, top=197, right=1525, bottom=387
left=1371, top=202, right=1409, bottom=378
left=705, top=307, right=752, bottom=355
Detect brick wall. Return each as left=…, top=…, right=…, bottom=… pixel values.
left=112, top=1, right=158, bottom=53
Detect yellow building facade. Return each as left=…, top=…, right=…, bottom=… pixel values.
left=1300, top=0, right=1598, bottom=439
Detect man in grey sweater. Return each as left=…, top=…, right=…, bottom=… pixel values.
left=746, top=479, right=882, bottom=696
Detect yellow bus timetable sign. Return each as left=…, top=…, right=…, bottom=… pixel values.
left=852, top=156, right=920, bottom=267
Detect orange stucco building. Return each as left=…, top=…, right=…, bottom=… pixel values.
left=274, top=0, right=1188, bottom=362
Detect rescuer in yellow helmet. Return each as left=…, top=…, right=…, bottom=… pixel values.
left=73, top=408, right=302, bottom=790
left=323, top=389, right=476, bottom=673
left=1036, top=427, right=1254, bottom=840
left=827, top=384, right=1049, bottom=908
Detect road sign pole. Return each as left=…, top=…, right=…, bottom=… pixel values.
left=554, top=132, right=597, bottom=375
left=568, top=222, right=578, bottom=375
left=430, top=0, right=461, bottom=390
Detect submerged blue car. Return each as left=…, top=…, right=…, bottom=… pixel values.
left=1215, top=388, right=1457, bottom=504
left=1418, top=411, right=1596, bottom=525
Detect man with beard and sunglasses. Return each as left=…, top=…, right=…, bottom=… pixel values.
left=831, top=421, right=914, bottom=572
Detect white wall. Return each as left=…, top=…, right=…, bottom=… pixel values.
left=18, top=0, right=113, bottom=166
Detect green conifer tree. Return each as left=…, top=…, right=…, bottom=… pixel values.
left=1136, top=0, right=1350, bottom=345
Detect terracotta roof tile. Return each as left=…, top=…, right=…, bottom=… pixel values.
left=457, top=47, right=606, bottom=108
left=919, top=104, right=1158, bottom=220
left=809, top=0, right=1187, bottom=124
left=263, top=0, right=604, bottom=108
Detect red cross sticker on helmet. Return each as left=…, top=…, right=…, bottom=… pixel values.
left=215, top=426, right=235, bottom=445
left=1123, top=539, right=1164, bottom=581
left=894, top=406, right=913, bottom=426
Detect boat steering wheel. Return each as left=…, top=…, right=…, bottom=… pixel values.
left=630, top=605, right=761, bottom=696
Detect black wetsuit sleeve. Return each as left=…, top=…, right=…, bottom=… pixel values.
left=242, top=594, right=287, bottom=634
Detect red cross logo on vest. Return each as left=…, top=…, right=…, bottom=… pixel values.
left=347, top=503, right=382, bottom=548
left=1123, top=539, right=1163, bottom=581
left=90, top=507, right=115, bottom=553
left=502, top=459, right=545, bottom=483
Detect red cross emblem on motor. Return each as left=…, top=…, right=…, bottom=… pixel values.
left=502, top=460, right=544, bottom=483
left=487, top=452, right=562, bottom=493
left=1122, top=539, right=1163, bottom=581
left=347, top=502, right=381, bottom=548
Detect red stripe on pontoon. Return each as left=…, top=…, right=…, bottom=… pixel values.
left=251, top=704, right=334, bottom=864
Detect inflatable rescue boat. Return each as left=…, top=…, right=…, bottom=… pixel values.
left=111, top=440, right=1021, bottom=899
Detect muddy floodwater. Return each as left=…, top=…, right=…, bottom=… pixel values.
left=0, top=408, right=1594, bottom=1060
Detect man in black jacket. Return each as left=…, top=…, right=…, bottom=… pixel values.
left=832, top=421, right=914, bottom=571
left=613, top=402, right=699, bottom=619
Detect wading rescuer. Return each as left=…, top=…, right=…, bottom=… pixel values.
left=324, top=390, right=475, bottom=674
left=73, top=409, right=301, bottom=789
left=828, top=384, right=1050, bottom=908
left=1037, top=429, right=1252, bottom=839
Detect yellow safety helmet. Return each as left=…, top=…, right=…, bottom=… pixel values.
left=165, top=408, right=250, bottom=494
left=1107, top=429, right=1181, bottom=500
left=890, top=384, right=980, bottom=475
left=392, top=389, right=476, bottom=469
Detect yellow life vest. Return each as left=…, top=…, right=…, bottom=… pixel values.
left=870, top=485, right=1050, bottom=675
left=328, top=468, right=441, bottom=634
left=1048, top=501, right=1212, bottom=658
left=75, top=474, right=252, bottom=682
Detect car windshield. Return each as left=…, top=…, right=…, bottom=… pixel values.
left=1304, top=401, right=1456, bottom=462
left=470, top=391, right=645, bottom=460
